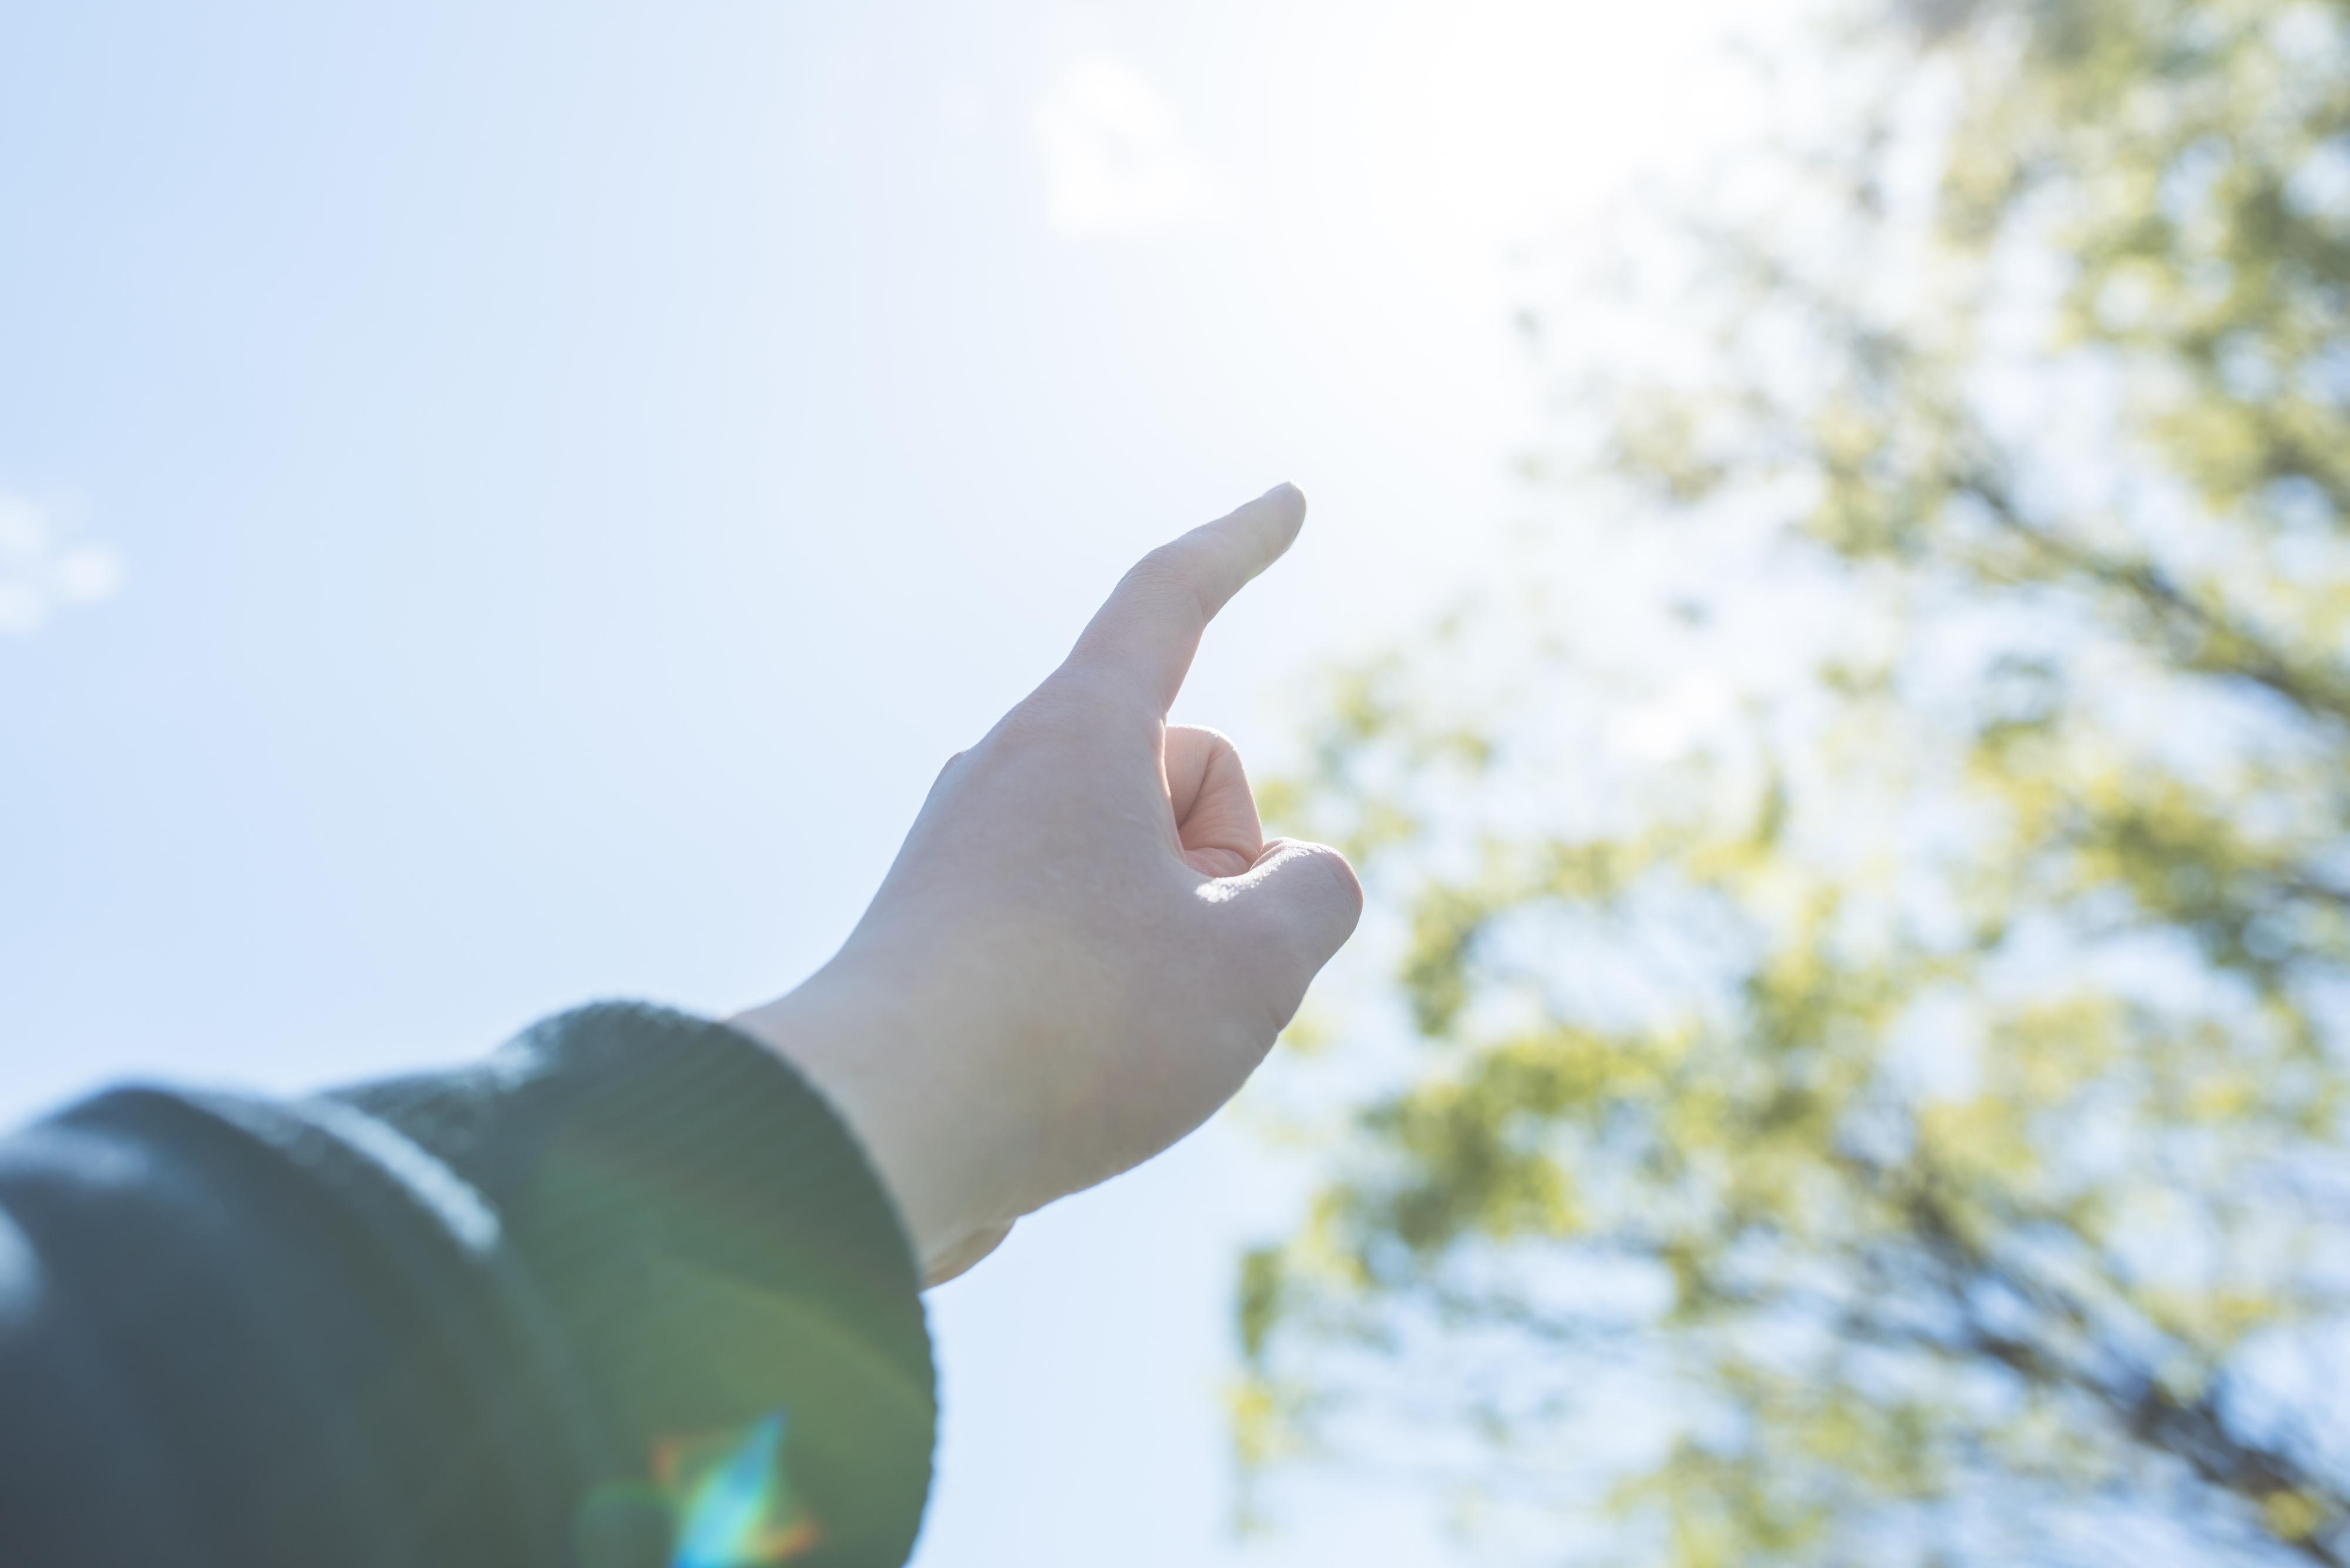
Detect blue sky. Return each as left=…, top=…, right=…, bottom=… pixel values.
left=0, top=2, right=1780, bottom=1562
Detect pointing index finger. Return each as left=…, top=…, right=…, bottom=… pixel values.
left=1067, top=483, right=1307, bottom=711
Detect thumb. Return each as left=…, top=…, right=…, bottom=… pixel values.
left=1212, top=838, right=1364, bottom=1027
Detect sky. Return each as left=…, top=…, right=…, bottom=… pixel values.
left=0, top=2, right=1790, bottom=1562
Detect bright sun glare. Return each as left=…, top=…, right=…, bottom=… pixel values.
left=1035, top=0, right=1782, bottom=304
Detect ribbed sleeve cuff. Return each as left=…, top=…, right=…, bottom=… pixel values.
left=328, top=1002, right=937, bottom=1568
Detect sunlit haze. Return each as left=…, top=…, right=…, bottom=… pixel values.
left=0, top=2, right=1803, bottom=1562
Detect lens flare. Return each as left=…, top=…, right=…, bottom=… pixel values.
left=656, top=1412, right=821, bottom=1568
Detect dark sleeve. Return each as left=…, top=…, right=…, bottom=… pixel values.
left=0, top=1002, right=936, bottom=1568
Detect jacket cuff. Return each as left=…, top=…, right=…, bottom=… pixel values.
left=328, top=1002, right=937, bottom=1568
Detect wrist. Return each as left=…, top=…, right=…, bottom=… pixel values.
left=733, top=965, right=1014, bottom=1285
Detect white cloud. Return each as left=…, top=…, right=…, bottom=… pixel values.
left=0, top=493, right=122, bottom=637
left=53, top=547, right=124, bottom=604
left=1033, top=59, right=1217, bottom=237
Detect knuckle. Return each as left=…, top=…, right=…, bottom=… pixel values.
left=1130, top=542, right=1191, bottom=582
left=1124, top=544, right=1210, bottom=616
left=924, top=748, right=970, bottom=800
left=1169, top=722, right=1243, bottom=764
left=1007, top=667, right=1149, bottom=746
left=1291, top=842, right=1366, bottom=922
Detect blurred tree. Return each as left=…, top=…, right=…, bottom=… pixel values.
left=1242, top=1, right=2350, bottom=1563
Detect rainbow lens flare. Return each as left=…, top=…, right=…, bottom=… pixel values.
left=655, top=1411, right=821, bottom=1567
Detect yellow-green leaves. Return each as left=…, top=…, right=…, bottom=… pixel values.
left=1239, top=0, right=2350, bottom=1560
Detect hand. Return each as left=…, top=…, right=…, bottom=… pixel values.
left=734, top=485, right=1362, bottom=1284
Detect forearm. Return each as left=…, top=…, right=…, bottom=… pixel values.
left=0, top=1005, right=936, bottom=1568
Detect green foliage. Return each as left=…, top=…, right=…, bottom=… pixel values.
left=1242, top=1, right=2350, bottom=1562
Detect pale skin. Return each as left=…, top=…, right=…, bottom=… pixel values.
left=733, top=484, right=1363, bottom=1285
